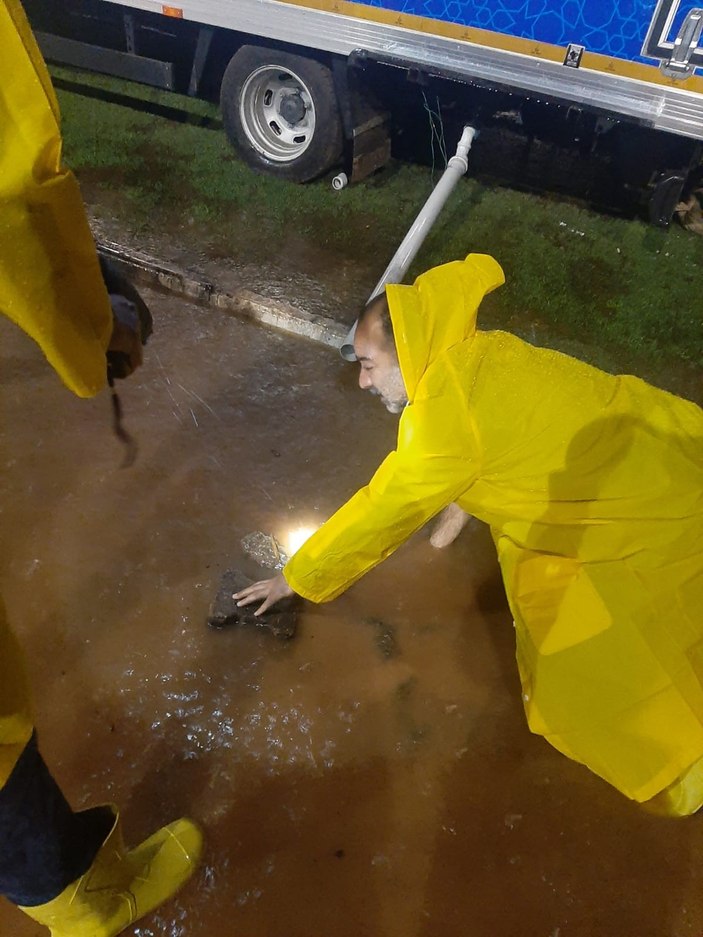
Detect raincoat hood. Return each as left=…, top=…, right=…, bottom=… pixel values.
left=385, top=254, right=504, bottom=401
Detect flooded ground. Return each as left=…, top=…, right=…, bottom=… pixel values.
left=1, top=290, right=703, bottom=937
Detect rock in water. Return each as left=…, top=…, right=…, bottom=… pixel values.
left=207, top=568, right=298, bottom=639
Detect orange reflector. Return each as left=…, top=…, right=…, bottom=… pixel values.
left=162, top=5, right=183, bottom=16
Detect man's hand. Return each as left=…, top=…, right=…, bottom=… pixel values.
left=234, top=573, right=295, bottom=616
left=430, top=502, right=471, bottom=548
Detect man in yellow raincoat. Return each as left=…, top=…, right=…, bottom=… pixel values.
left=0, top=2, right=201, bottom=934
left=237, top=252, right=703, bottom=817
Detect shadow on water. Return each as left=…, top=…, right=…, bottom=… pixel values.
left=51, top=75, right=223, bottom=130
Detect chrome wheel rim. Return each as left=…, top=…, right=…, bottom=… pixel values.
left=239, top=65, right=316, bottom=163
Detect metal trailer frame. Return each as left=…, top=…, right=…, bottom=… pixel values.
left=43, top=0, right=703, bottom=140
left=30, top=0, right=703, bottom=221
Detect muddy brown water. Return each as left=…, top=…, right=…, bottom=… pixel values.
left=1, top=291, right=702, bottom=937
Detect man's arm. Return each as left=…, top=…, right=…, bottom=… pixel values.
left=234, top=446, right=462, bottom=614
left=236, top=437, right=475, bottom=614
left=234, top=501, right=472, bottom=614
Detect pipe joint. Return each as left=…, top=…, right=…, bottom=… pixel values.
left=447, top=154, right=469, bottom=174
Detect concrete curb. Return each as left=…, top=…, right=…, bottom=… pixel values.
left=96, top=237, right=349, bottom=350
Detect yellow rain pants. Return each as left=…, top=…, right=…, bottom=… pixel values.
left=284, top=253, right=703, bottom=811
left=0, top=0, right=112, bottom=788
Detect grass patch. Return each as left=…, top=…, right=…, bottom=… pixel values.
left=54, top=66, right=703, bottom=385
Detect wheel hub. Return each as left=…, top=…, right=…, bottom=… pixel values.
left=279, top=92, right=306, bottom=126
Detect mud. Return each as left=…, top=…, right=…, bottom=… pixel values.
left=1, top=291, right=703, bottom=936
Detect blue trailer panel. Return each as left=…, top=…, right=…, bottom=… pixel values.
left=364, top=0, right=703, bottom=73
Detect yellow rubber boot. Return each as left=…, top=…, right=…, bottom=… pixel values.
left=18, top=806, right=202, bottom=937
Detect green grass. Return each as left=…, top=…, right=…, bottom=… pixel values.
left=53, top=65, right=703, bottom=392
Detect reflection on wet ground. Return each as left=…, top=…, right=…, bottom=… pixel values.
left=1, top=292, right=702, bottom=936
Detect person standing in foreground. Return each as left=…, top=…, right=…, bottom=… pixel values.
left=236, top=251, right=703, bottom=817
left=0, top=2, right=201, bottom=934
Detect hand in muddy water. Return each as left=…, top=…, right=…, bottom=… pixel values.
left=234, top=572, right=295, bottom=615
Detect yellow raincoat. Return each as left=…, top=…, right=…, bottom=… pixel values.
left=0, top=0, right=112, bottom=788
left=284, top=254, right=703, bottom=810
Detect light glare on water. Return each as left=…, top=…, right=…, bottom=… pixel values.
left=285, top=524, right=318, bottom=557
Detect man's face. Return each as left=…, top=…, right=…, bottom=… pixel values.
left=354, top=311, right=408, bottom=414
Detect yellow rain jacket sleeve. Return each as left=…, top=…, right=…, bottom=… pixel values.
left=0, top=0, right=112, bottom=397
left=284, top=252, right=703, bottom=808
left=0, top=0, right=113, bottom=787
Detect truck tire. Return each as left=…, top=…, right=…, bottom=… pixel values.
left=220, top=45, right=343, bottom=182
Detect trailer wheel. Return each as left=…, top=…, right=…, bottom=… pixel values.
left=221, top=45, right=343, bottom=182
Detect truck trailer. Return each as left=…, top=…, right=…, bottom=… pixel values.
left=25, top=0, right=703, bottom=223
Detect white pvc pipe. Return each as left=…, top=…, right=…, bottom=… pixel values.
left=340, top=125, right=476, bottom=361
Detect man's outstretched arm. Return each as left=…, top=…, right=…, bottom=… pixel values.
left=236, top=443, right=475, bottom=614
left=235, top=497, right=473, bottom=616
